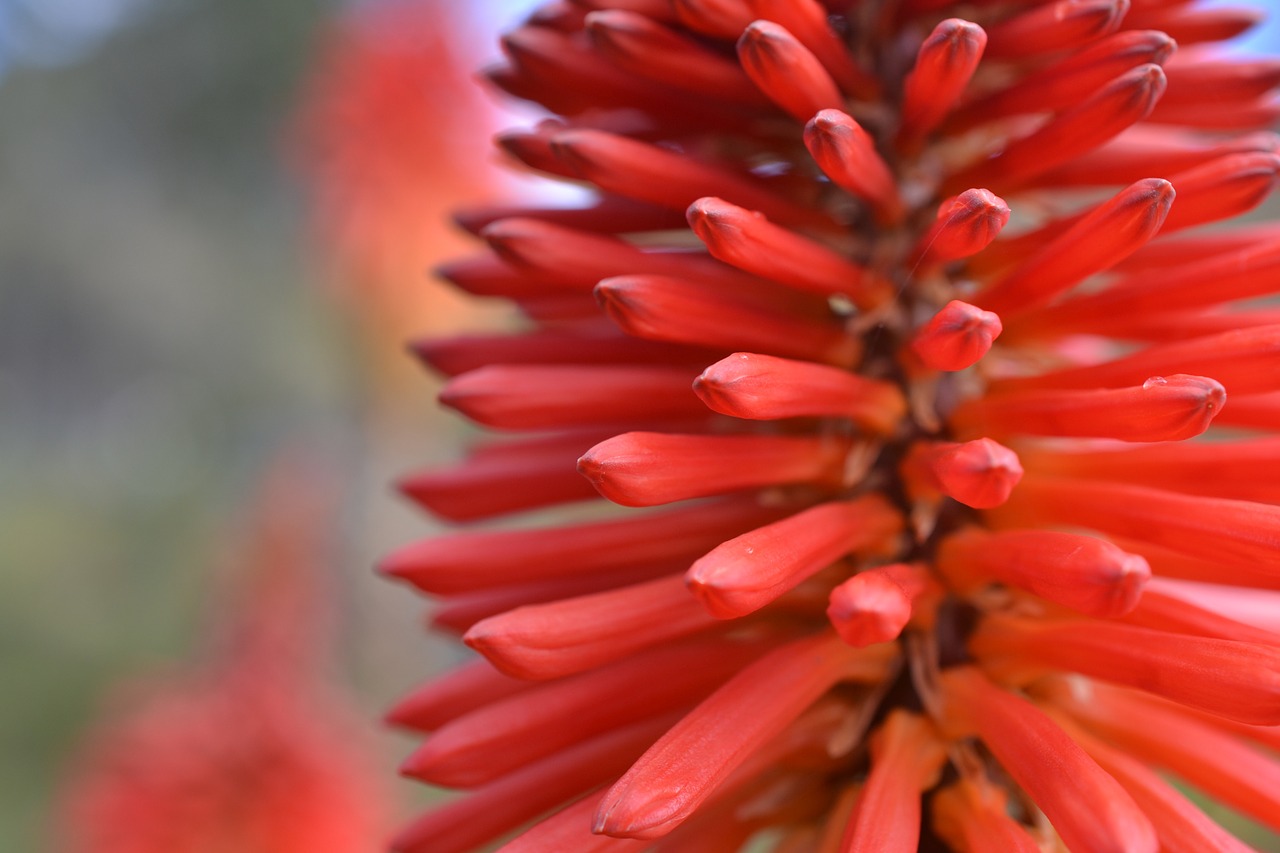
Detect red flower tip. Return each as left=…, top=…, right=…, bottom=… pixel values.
left=954, top=373, right=1226, bottom=443
left=902, top=438, right=1023, bottom=509
left=910, top=190, right=1010, bottom=267
left=899, top=19, right=987, bottom=143
left=686, top=196, right=890, bottom=307
left=750, top=0, right=881, bottom=99
left=670, top=0, right=754, bottom=39
left=686, top=495, right=903, bottom=619
left=585, top=10, right=766, bottom=107
left=804, top=109, right=904, bottom=222
left=579, top=431, right=853, bottom=507
left=438, top=363, right=706, bottom=430
left=736, top=20, right=842, bottom=123
left=970, top=613, right=1280, bottom=725
left=693, top=352, right=906, bottom=433
left=462, top=574, right=718, bottom=680
left=595, top=274, right=862, bottom=365
left=909, top=299, right=1003, bottom=372
left=826, top=563, right=932, bottom=647
left=948, top=62, right=1167, bottom=192
left=984, top=0, right=1129, bottom=61
left=977, top=177, right=1176, bottom=317
left=937, top=528, right=1150, bottom=617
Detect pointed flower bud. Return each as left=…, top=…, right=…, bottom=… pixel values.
left=737, top=20, right=843, bottom=123
left=687, top=196, right=889, bottom=307
left=900, top=438, right=1023, bottom=509
left=910, top=190, right=1010, bottom=267
left=969, top=613, right=1280, bottom=725
left=694, top=352, right=906, bottom=433
left=909, top=299, right=1003, bottom=371
left=899, top=19, right=987, bottom=142
left=951, top=374, right=1226, bottom=443
left=686, top=495, right=904, bottom=618
left=936, top=528, right=1150, bottom=617
left=827, top=563, right=934, bottom=647
left=579, top=431, right=854, bottom=507
left=804, top=109, right=904, bottom=222
left=984, top=0, right=1129, bottom=60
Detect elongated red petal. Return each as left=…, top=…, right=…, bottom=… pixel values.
left=551, top=128, right=822, bottom=225
left=839, top=712, right=946, bottom=852
left=910, top=191, right=1010, bottom=267
left=988, top=476, right=1280, bottom=578
left=399, top=432, right=606, bottom=521
left=995, top=325, right=1280, bottom=396
left=951, top=374, right=1225, bottom=442
left=983, top=0, right=1128, bottom=60
left=440, top=364, right=706, bottom=430
left=687, top=197, right=889, bottom=307
left=670, top=0, right=752, bottom=38
left=496, top=795, right=648, bottom=853
left=381, top=496, right=788, bottom=594
left=1124, top=3, right=1263, bottom=45
left=736, top=20, right=842, bottom=123
left=749, top=0, right=878, bottom=98
left=390, top=716, right=672, bottom=853
left=976, top=179, right=1174, bottom=316
left=930, top=778, right=1041, bottom=853
left=899, top=19, right=986, bottom=142
left=1065, top=721, right=1257, bottom=853
left=686, top=496, right=904, bottom=618
left=936, top=528, right=1149, bottom=617
left=403, top=637, right=765, bottom=787
left=804, top=109, right=904, bottom=222
left=1018, top=436, right=1280, bottom=504
left=415, top=328, right=712, bottom=378
left=937, top=666, right=1157, bottom=853
left=594, top=632, right=896, bottom=839
left=969, top=613, right=1280, bottom=725
left=693, top=352, right=905, bottom=433
left=909, top=300, right=1003, bottom=370
left=956, top=30, right=1175, bottom=130
left=827, top=563, right=933, bottom=647
left=1119, top=585, right=1280, bottom=648
left=947, top=64, right=1166, bottom=192
left=464, top=574, right=720, bottom=680
left=586, top=11, right=767, bottom=106
left=596, top=274, right=859, bottom=365
left=386, top=660, right=530, bottom=733
left=579, top=431, right=854, bottom=507
left=900, top=438, right=1023, bottom=509
left=1046, top=679, right=1280, bottom=832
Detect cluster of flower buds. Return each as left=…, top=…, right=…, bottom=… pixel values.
left=384, top=1, right=1280, bottom=850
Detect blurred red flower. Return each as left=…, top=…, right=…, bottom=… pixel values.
left=56, top=456, right=388, bottom=853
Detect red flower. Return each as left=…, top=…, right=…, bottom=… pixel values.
left=56, top=458, right=388, bottom=853
left=385, top=1, right=1280, bottom=850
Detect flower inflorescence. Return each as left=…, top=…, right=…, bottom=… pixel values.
left=384, top=1, right=1280, bottom=850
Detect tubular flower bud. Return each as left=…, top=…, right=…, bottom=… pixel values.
left=376, top=2, right=1280, bottom=850
left=909, top=190, right=1010, bottom=267
left=909, top=299, right=1003, bottom=371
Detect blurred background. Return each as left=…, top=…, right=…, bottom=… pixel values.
left=0, top=0, right=541, bottom=847
left=1, top=0, right=1278, bottom=850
